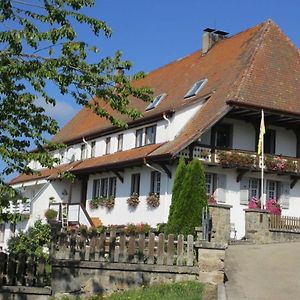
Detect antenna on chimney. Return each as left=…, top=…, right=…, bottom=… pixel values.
left=202, top=28, right=229, bottom=54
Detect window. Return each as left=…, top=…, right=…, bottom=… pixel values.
left=146, top=93, right=166, bottom=110
left=145, top=125, right=156, bottom=145
left=135, top=129, right=143, bottom=147
left=91, top=141, right=96, bottom=158
left=184, top=79, right=207, bottom=98
left=205, top=173, right=214, bottom=195
left=81, top=144, right=87, bottom=160
left=131, top=173, right=140, bottom=195
left=59, top=150, right=65, bottom=162
left=266, top=180, right=277, bottom=200
left=93, top=177, right=117, bottom=199
left=105, top=137, right=111, bottom=154
left=215, top=124, right=232, bottom=148
left=108, top=177, right=117, bottom=198
left=249, top=178, right=259, bottom=199
left=0, top=224, right=4, bottom=243
left=150, top=171, right=161, bottom=194
left=100, top=178, right=108, bottom=197
left=92, top=179, right=100, bottom=199
left=264, top=129, right=276, bottom=155
left=117, top=134, right=123, bottom=151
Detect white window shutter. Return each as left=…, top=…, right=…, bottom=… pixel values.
left=240, top=178, right=249, bottom=205
left=279, top=182, right=290, bottom=209
left=215, top=174, right=226, bottom=203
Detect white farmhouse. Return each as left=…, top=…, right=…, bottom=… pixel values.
left=2, top=19, right=300, bottom=248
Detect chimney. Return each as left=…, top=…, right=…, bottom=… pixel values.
left=202, top=28, right=229, bottom=54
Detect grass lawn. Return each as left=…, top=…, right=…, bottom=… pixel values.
left=103, top=281, right=204, bottom=300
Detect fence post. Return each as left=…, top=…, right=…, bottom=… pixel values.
left=157, top=233, right=165, bottom=265
left=147, top=232, right=155, bottom=265
left=167, top=234, right=174, bottom=265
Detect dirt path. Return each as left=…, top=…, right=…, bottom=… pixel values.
left=225, top=242, right=300, bottom=300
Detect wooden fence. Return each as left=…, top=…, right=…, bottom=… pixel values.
left=269, top=215, right=300, bottom=232
left=52, top=231, right=196, bottom=266
left=0, top=252, right=49, bottom=287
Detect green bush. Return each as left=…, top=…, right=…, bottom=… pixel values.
left=166, top=159, right=208, bottom=236
left=165, top=157, right=187, bottom=235
left=44, top=208, right=58, bottom=221
left=7, top=220, right=51, bottom=259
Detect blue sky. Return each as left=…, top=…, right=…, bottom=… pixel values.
left=2, top=0, right=300, bottom=179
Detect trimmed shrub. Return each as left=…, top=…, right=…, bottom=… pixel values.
left=165, top=157, right=187, bottom=234
left=167, top=159, right=208, bottom=236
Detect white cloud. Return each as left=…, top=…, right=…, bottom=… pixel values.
left=35, top=98, right=78, bottom=127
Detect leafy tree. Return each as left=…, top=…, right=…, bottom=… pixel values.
left=167, top=159, right=208, bottom=236
left=165, top=157, right=187, bottom=235
left=0, top=1, right=152, bottom=209
left=7, top=220, right=51, bottom=259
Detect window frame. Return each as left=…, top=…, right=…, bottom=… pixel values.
left=145, top=125, right=157, bottom=145
left=131, top=173, right=140, bottom=195
left=215, top=123, right=233, bottom=148
left=80, top=144, right=86, bottom=160
left=146, top=93, right=166, bottom=110
left=91, top=141, right=96, bottom=158
left=205, top=173, right=214, bottom=195
left=184, top=79, right=208, bottom=99
left=150, top=171, right=161, bottom=195
left=117, top=134, right=123, bottom=152
left=108, top=177, right=117, bottom=198
left=266, top=180, right=278, bottom=201
left=264, top=129, right=276, bottom=155
left=105, top=137, right=111, bottom=155
left=135, top=128, right=143, bottom=148
left=249, top=178, right=260, bottom=199
left=92, top=179, right=100, bottom=199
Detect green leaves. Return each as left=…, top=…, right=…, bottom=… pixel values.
left=0, top=0, right=152, bottom=187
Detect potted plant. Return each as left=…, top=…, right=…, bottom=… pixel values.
left=146, top=193, right=160, bottom=208
left=127, top=192, right=140, bottom=208
left=44, top=208, right=58, bottom=222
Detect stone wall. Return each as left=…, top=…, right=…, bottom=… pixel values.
left=244, top=209, right=270, bottom=243
left=209, top=204, right=232, bottom=243
left=51, top=261, right=199, bottom=296
left=0, top=286, right=51, bottom=300
left=245, top=209, right=300, bottom=243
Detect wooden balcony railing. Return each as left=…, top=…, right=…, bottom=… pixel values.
left=178, top=145, right=299, bottom=174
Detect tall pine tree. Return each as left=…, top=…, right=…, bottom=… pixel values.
left=165, top=157, right=187, bottom=234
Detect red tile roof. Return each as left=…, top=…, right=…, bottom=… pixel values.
left=71, top=143, right=163, bottom=174
left=10, top=161, right=81, bottom=185
left=52, top=21, right=267, bottom=145
left=10, top=144, right=162, bottom=184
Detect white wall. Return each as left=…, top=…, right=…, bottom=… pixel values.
left=86, top=165, right=175, bottom=227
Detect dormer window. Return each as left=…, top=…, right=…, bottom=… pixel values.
left=146, top=93, right=166, bottom=111
left=184, top=79, right=207, bottom=99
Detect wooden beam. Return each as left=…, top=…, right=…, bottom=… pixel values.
left=290, top=176, right=300, bottom=189
left=236, top=168, right=248, bottom=182
left=159, top=163, right=172, bottom=179
left=113, top=171, right=124, bottom=183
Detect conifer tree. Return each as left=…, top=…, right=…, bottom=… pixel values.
left=167, top=159, right=208, bottom=236
left=165, top=157, right=187, bottom=234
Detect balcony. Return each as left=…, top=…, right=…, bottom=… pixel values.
left=5, top=199, right=31, bottom=215
left=178, top=145, right=299, bottom=174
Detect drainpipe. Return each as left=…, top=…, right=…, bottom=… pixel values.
left=144, top=158, right=170, bottom=222
left=82, top=137, right=89, bottom=158
left=163, top=113, right=171, bottom=141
